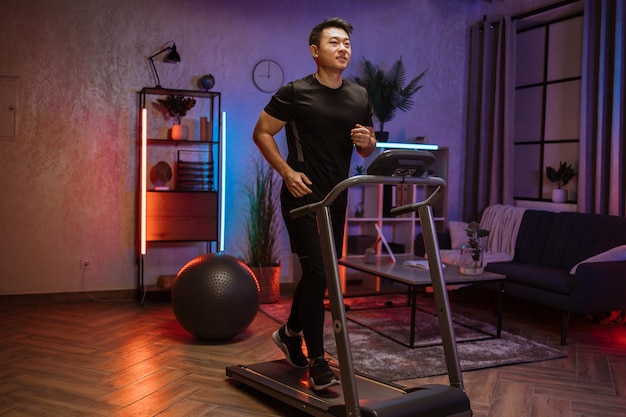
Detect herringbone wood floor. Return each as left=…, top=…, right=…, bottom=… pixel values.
left=1, top=288, right=625, bottom=417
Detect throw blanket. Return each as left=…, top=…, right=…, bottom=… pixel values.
left=480, top=204, right=527, bottom=256
left=440, top=204, right=526, bottom=266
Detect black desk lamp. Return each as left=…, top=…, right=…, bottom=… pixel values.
left=148, top=41, right=181, bottom=88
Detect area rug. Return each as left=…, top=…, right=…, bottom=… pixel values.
left=259, top=294, right=566, bottom=382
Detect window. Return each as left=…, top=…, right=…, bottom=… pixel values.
left=513, top=12, right=583, bottom=202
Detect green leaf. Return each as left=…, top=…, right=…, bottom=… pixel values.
left=351, top=56, right=426, bottom=133
left=155, top=95, right=196, bottom=124
left=545, top=161, right=577, bottom=188
left=241, top=157, right=281, bottom=267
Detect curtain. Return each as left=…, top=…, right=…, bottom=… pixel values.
left=462, top=18, right=516, bottom=222
left=579, top=0, right=626, bottom=215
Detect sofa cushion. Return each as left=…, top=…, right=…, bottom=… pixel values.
left=513, top=210, right=556, bottom=265
left=542, top=212, right=626, bottom=270
left=414, top=232, right=451, bottom=257
left=448, top=221, right=469, bottom=249
left=486, top=261, right=572, bottom=295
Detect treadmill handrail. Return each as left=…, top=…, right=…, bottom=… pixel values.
left=290, top=174, right=446, bottom=219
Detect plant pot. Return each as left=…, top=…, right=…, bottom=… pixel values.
left=250, top=265, right=281, bottom=304
left=551, top=189, right=567, bottom=203
left=171, top=124, right=189, bottom=140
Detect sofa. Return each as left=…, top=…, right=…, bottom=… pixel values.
left=414, top=205, right=626, bottom=344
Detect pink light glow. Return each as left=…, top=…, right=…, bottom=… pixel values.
left=141, top=109, right=147, bottom=255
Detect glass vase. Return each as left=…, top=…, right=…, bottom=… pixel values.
left=460, top=244, right=484, bottom=275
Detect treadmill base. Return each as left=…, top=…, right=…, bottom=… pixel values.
left=226, top=360, right=471, bottom=417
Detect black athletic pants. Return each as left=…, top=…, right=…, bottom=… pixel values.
left=282, top=203, right=346, bottom=359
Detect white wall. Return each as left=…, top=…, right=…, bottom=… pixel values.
left=0, top=0, right=555, bottom=295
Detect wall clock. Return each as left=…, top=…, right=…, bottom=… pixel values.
left=252, top=59, right=284, bottom=93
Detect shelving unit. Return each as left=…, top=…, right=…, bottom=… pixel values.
left=339, top=147, right=447, bottom=295
left=344, top=147, right=448, bottom=257
left=137, top=87, right=223, bottom=303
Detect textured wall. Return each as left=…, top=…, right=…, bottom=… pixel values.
left=0, top=0, right=554, bottom=295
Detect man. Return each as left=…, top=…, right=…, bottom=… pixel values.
left=252, top=17, right=376, bottom=391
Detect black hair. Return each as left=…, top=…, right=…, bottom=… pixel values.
left=308, top=17, right=353, bottom=47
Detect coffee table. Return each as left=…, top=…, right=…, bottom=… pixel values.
left=338, top=254, right=506, bottom=348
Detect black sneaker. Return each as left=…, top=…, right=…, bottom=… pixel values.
left=308, top=356, right=340, bottom=391
left=272, top=325, right=308, bottom=368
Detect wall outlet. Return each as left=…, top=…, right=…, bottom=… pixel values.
left=81, top=259, right=91, bottom=270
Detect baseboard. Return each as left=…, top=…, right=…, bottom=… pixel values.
left=2, top=285, right=298, bottom=307
left=0, top=289, right=137, bottom=306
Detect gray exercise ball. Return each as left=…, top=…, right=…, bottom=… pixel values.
left=172, top=253, right=259, bottom=340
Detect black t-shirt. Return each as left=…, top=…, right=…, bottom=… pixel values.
left=264, top=74, right=373, bottom=210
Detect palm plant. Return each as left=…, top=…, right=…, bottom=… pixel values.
left=351, top=56, right=426, bottom=135
left=242, top=157, right=281, bottom=267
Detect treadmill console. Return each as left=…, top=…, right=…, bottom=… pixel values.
left=366, top=149, right=435, bottom=177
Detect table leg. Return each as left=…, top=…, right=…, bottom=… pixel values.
left=409, top=285, right=417, bottom=348
left=496, top=280, right=504, bottom=338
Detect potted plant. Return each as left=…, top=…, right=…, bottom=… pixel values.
left=460, top=221, right=489, bottom=275
left=351, top=164, right=366, bottom=217
left=351, top=56, right=426, bottom=141
left=156, top=94, right=196, bottom=140
left=546, top=161, right=577, bottom=203
left=352, top=164, right=366, bottom=176
left=241, top=156, right=282, bottom=303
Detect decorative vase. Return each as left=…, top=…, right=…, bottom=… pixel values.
left=552, top=189, right=567, bottom=203
left=171, top=124, right=189, bottom=140
left=460, top=245, right=484, bottom=275
left=250, top=265, right=281, bottom=304
left=199, top=117, right=211, bottom=141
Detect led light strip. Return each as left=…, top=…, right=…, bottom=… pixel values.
left=376, top=142, right=439, bottom=151
left=218, top=111, right=227, bottom=252
left=140, top=108, right=147, bottom=255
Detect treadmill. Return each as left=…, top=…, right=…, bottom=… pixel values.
left=227, top=150, right=472, bottom=417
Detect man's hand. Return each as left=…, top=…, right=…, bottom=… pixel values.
left=282, top=169, right=313, bottom=198
left=351, top=124, right=376, bottom=156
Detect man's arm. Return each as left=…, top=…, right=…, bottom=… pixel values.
left=252, top=111, right=313, bottom=198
